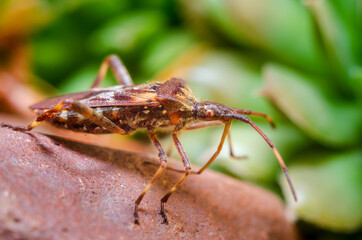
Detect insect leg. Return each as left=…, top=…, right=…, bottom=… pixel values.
left=195, top=121, right=231, bottom=174
left=2, top=99, right=126, bottom=134
left=227, top=131, right=247, bottom=160
left=234, top=109, right=276, bottom=128
left=162, top=121, right=243, bottom=173
left=175, top=121, right=222, bottom=160
left=91, top=54, right=133, bottom=88
left=1, top=101, right=69, bottom=132
left=160, top=129, right=191, bottom=223
left=185, top=120, right=224, bottom=130
left=165, top=121, right=223, bottom=156
left=186, top=120, right=246, bottom=159
left=134, top=130, right=167, bottom=224
left=64, top=99, right=126, bottom=134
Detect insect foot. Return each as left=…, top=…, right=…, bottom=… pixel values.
left=160, top=202, right=168, bottom=224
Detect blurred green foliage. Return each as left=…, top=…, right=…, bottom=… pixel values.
left=1, top=0, right=361, bottom=239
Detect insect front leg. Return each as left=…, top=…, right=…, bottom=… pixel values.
left=226, top=131, right=247, bottom=160
left=163, top=120, right=244, bottom=173
left=91, top=54, right=133, bottom=88
left=134, top=130, right=167, bottom=225
left=186, top=120, right=246, bottom=159
left=235, top=109, right=276, bottom=128
left=160, top=129, right=192, bottom=224
left=194, top=121, right=231, bottom=174
left=166, top=120, right=222, bottom=156
left=185, top=120, right=224, bottom=130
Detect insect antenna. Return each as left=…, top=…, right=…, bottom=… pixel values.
left=226, top=113, right=297, bottom=202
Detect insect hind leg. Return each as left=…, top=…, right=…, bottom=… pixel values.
left=1, top=100, right=67, bottom=132
left=63, top=99, right=126, bottom=134
left=2, top=99, right=126, bottom=135
left=92, top=55, right=134, bottom=88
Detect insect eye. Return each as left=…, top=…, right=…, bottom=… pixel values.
left=205, top=109, right=214, bottom=118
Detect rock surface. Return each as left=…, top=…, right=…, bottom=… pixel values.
left=0, top=127, right=296, bottom=239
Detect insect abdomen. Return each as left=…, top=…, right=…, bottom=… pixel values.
left=35, top=105, right=173, bottom=134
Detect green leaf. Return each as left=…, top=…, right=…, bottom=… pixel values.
left=58, top=65, right=115, bottom=94
left=140, top=30, right=196, bottom=77
left=280, top=150, right=362, bottom=232
left=182, top=0, right=327, bottom=73
left=88, top=10, right=167, bottom=54
left=261, top=63, right=362, bottom=146
left=186, top=51, right=273, bottom=114
left=304, top=0, right=359, bottom=92
left=216, top=123, right=308, bottom=182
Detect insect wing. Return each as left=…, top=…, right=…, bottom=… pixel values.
left=30, top=85, right=160, bottom=110
left=80, top=86, right=159, bottom=107
left=30, top=91, right=98, bottom=110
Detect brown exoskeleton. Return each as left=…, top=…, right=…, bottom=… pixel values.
left=1, top=55, right=297, bottom=224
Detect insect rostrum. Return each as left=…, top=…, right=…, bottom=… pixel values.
left=1, top=55, right=297, bottom=224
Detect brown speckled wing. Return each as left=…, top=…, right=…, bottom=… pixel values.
left=30, top=84, right=160, bottom=110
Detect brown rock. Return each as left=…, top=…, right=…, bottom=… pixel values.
left=0, top=127, right=296, bottom=240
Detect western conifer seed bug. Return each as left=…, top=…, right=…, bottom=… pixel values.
left=1, top=55, right=297, bottom=224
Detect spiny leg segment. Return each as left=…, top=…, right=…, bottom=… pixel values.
left=193, top=121, right=231, bottom=174
left=91, top=54, right=133, bottom=88
left=1, top=101, right=64, bottom=131
left=164, top=120, right=242, bottom=174
left=157, top=123, right=232, bottom=219
left=186, top=120, right=246, bottom=160
left=167, top=120, right=245, bottom=160
left=226, top=131, right=246, bottom=160
left=235, top=109, right=276, bottom=128
left=160, top=129, right=192, bottom=223
left=1, top=99, right=126, bottom=135
left=1, top=101, right=67, bottom=132
left=134, top=130, right=167, bottom=224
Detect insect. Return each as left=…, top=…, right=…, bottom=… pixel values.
left=1, top=55, right=297, bottom=224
